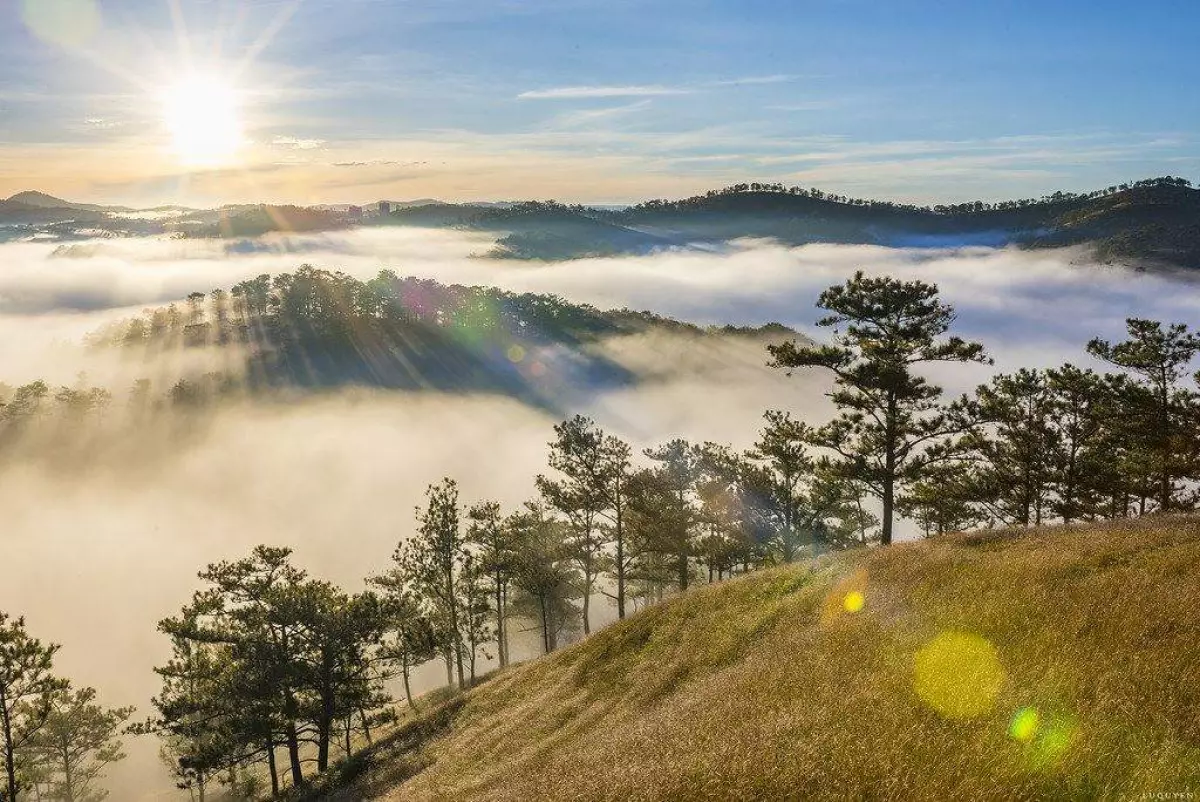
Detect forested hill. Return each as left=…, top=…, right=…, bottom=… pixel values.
left=7, top=177, right=1198, bottom=267
left=303, top=515, right=1200, bottom=801
left=383, top=177, right=1200, bottom=267
left=92, top=269, right=793, bottom=406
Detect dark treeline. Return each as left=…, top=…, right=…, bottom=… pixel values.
left=5, top=270, right=1200, bottom=800
left=378, top=176, right=1196, bottom=222
left=89, top=270, right=754, bottom=398
left=618, top=175, right=1196, bottom=217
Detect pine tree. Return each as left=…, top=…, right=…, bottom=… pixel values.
left=23, top=686, right=134, bottom=802
left=0, top=613, right=69, bottom=802
left=769, top=271, right=989, bottom=544
left=506, top=502, right=581, bottom=654
left=466, top=501, right=517, bottom=669
left=1088, top=319, right=1200, bottom=511
left=395, top=479, right=468, bottom=687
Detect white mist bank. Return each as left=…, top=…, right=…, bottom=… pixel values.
left=0, top=331, right=825, bottom=800
left=2, top=228, right=1199, bottom=798
left=4, top=229, right=1199, bottom=384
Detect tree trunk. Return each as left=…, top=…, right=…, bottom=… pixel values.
left=452, top=629, right=465, bottom=688
left=581, top=574, right=592, bottom=636
left=444, top=564, right=465, bottom=688
left=1159, top=378, right=1171, bottom=511
left=1, top=684, right=18, bottom=802
left=359, top=707, right=373, bottom=744
left=677, top=551, right=689, bottom=591
left=266, top=735, right=280, bottom=798
left=61, top=743, right=74, bottom=802
left=881, top=477, right=895, bottom=546
left=881, top=395, right=897, bottom=546
left=495, top=573, right=507, bottom=669
left=500, top=584, right=510, bottom=667
left=317, top=676, right=334, bottom=772
left=285, top=720, right=304, bottom=788
left=316, top=720, right=331, bottom=768
left=403, top=659, right=417, bottom=710
left=615, top=508, right=627, bottom=620
left=468, top=638, right=477, bottom=685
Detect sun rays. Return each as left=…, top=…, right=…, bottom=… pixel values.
left=161, top=72, right=246, bottom=167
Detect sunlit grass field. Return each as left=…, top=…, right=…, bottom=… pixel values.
left=322, top=516, right=1200, bottom=801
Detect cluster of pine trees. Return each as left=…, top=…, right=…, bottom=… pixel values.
left=5, top=270, right=1200, bottom=800
left=0, top=614, right=133, bottom=802
left=625, top=176, right=1195, bottom=216
left=135, top=406, right=881, bottom=799
left=90, top=269, right=709, bottom=394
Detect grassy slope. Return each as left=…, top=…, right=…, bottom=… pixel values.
left=324, top=516, right=1200, bottom=801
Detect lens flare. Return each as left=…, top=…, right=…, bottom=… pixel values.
left=507, top=345, right=527, bottom=363
left=21, top=0, right=101, bottom=49
left=1029, top=718, right=1076, bottom=768
left=1010, top=708, right=1078, bottom=768
left=913, top=631, right=1005, bottom=718
left=1009, top=707, right=1039, bottom=742
left=821, top=568, right=869, bottom=625
left=843, top=591, right=865, bottom=613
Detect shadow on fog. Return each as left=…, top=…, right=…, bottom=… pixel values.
left=91, top=267, right=781, bottom=417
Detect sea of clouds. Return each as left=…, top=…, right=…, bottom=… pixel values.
left=2, top=227, right=1198, bottom=798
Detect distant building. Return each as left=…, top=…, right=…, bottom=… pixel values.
left=378, top=201, right=392, bottom=216
left=348, top=205, right=363, bottom=220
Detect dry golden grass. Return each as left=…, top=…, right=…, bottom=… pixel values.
left=331, top=516, right=1200, bottom=801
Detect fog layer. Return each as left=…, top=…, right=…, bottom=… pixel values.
left=1, top=228, right=1195, bottom=797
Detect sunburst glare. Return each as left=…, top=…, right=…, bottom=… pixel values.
left=161, top=73, right=245, bottom=167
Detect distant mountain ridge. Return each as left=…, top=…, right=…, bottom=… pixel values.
left=4, top=177, right=1198, bottom=269
left=382, top=176, right=1200, bottom=267
left=1, top=190, right=126, bottom=213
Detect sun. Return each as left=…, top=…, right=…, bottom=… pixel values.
left=161, top=74, right=245, bottom=167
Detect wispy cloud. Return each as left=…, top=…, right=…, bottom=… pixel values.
left=518, top=85, right=693, bottom=99
left=710, top=74, right=798, bottom=87
left=332, top=159, right=428, bottom=168
left=518, top=76, right=798, bottom=100
left=549, top=100, right=653, bottom=128
left=272, top=136, right=327, bottom=150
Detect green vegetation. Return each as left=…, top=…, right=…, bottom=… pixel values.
left=769, top=270, right=990, bottom=544
left=88, top=270, right=777, bottom=398
left=6, top=269, right=1200, bottom=799
left=7, top=176, right=1200, bottom=268
left=377, top=177, right=1200, bottom=267
left=305, top=515, right=1200, bottom=801
left=0, top=614, right=131, bottom=802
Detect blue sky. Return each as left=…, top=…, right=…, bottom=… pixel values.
left=1, top=0, right=1197, bottom=205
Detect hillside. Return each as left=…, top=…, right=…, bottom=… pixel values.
left=309, top=515, right=1200, bottom=801
left=92, top=271, right=795, bottom=409
left=5, top=178, right=1198, bottom=268
left=382, top=179, right=1200, bottom=268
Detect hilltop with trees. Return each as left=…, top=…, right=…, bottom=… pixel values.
left=5, top=176, right=1199, bottom=268
left=86, top=270, right=785, bottom=407
left=6, top=269, right=1200, bottom=798
left=378, top=176, right=1200, bottom=267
